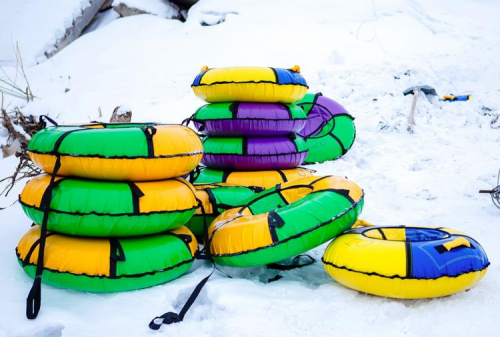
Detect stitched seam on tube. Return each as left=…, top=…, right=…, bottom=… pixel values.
left=27, top=150, right=203, bottom=159
left=16, top=249, right=195, bottom=279
left=321, top=259, right=490, bottom=280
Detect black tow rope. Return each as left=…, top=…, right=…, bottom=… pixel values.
left=149, top=199, right=215, bottom=330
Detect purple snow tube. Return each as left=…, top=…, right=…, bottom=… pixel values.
left=202, top=136, right=308, bottom=171
left=192, top=102, right=307, bottom=136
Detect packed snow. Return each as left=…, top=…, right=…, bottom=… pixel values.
left=1, top=0, right=499, bottom=336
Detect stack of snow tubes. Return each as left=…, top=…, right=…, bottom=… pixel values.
left=188, top=66, right=365, bottom=268
left=16, top=122, right=203, bottom=318
left=186, top=65, right=315, bottom=236
left=190, top=65, right=313, bottom=190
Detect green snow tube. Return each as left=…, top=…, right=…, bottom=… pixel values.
left=16, top=226, right=198, bottom=292
left=20, top=174, right=198, bottom=237
left=297, top=93, right=356, bottom=164
left=207, top=175, right=364, bottom=267
left=186, top=183, right=260, bottom=236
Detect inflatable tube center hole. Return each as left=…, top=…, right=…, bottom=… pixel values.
left=363, top=228, right=450, bottom=242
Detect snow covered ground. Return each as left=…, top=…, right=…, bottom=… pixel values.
left=1, top=0, right=499, bottom=336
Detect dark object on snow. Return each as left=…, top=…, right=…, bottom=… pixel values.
left=442, top=95, right=472, bottom=102
left=109, top=106, right=132, bottom=123
left=403, top=85, right=437, bottom=97
left=403, top=85, right=438, bottom=132
left=479, top=170, right=500, bottom=209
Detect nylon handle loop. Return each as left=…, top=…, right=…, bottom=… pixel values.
left=148, top=264, right=215, bottom=331
left=26, top=277, right=42, bottom=319
left=149, top=312, right=181, bottom=330
left=38, top=115, right=58, bottom=128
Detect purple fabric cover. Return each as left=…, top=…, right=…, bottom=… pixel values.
left=298, top=96, right=348, bottom=138
left=202, top=137, right=308, bottom=170
left=200, top=103, right=306, bottom=136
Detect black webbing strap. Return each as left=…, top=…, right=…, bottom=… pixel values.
left=126, top=182, right=144, bottom=214
left=148, top=199, right=215, bottom=331
left=26, top=156, right=61, bottom=319
left=109, top=238, right=126, bottom=278
left=267, top=254, right=315, bottom=271
left=21, top=232, right=56, bottom=267
left=187, top=165, right=201, bottom=183
left=182, top=114, right=206, bottom=134
left=149, top=264, right=215, bottom=330
left=38, top=115, right=58, bottom=128
left=141, top=126, right=157, bottom=157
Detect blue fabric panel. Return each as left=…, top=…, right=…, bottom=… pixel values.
left=273, top=68, right=308, bottom=86
left=192, top=69, right=210, bottom=86
left=405, top=228, right=446, bottom=242
left=411, top=235, right=489, bottom=279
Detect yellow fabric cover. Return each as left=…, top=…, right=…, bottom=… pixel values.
left=18, top=227, right=111, bottom=277
left=324, top=265, right=487, bottom=299
left=222, top=168, right=312, bottom=189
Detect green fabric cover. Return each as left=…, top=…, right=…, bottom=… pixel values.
left=296, top=94, right=356, bottom=164
left=28, top=123, right=156, bottom=157
left=21, top=178, right=196, bottom=237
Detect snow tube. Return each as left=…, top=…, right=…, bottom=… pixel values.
left=193, top=167, right=313, bottom=189
left=201, top=136, right=308, bottom=170
left=208, top=175, right=364, bottom=267
left=191, top=102, right=307, bottom=136
left=297, top=93, right=355, bottom=164
left=192, top=65, right=308, bottom=103
left=186, top=183, right=259, bottom=236
left=16, top=226, right=197, bottom=292
left=322, top=225, right=490, bottom=299
left=28, top=123, right=203, bottom=181
left=20, top=175, right=198, bottom=237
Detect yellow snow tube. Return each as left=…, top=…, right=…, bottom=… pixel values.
left=28, top=123, right=203, bottom=181
left=322, top=225, right=490, bottom=299
left=191, top=66, right=308, bottom=103
left=193, top=167, right=313, bottom=190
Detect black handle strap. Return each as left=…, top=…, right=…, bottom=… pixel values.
left=267, top=254, right=316, bottom=271
left=187, top=165, right=201, bottom=183
left=149, top=264, right=215, bottom=330
left=26, top=156, right=61, bottom=319
left=38, top=115, right=58, bottom=129
left=148, top=199, right=216, bottom=330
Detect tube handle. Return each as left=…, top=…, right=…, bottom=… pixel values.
left=352, top=219, right=374, bottom=228
left=442, top=237, right=471, bottom=251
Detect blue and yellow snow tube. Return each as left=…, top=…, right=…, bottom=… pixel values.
left=191, top=65, right=308, bottom=103
left=28, top=123, right=203, bottom=181
left=16, top=226, right=198, bottom=292
left=322, top=225, right=490, bottom=299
